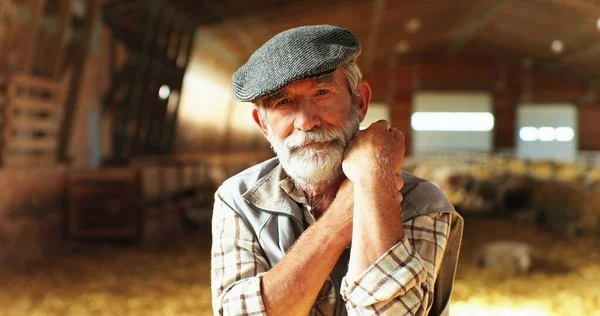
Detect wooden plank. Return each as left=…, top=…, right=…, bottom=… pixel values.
left=131, top=151, right=274, bottom=166
left=70, top=168, right=139, bottom=182
left=70, top=187, right=137, bottom=196
left=140, top=166, right=161, bottom=199
left=182, top=165, right=193, bottom=188
left=3, top=153, right=56, bottom=166
left=4, top=137, right=58, bottom=152
left=6, top=115, right=62, bottom=134
left=9, top=73, right=62, bottom=96
left=8, top=96, right=62, bottom=115
left=164, top=165, right=179, bottom=196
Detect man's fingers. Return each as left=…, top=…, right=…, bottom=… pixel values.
left=392, top=129, right=404, bottom=141
left=372, top=119, right=391, bottom=130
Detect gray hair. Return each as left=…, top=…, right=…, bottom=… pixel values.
left=339, top=60, right=362, bottom=102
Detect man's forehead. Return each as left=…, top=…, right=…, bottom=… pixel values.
left=270, top=70, right=341, bottom=95
left=260, top=71, right=343, bottom=105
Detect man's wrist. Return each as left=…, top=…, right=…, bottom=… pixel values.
left=315, top=215, right=352, bottom=248
left=352, top=172, right=396, bottom=194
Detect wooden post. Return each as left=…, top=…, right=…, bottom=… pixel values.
left=51, top=0, right=74, bottom=79
left=163, top=30, right=194, bottom=153
left=58, top=0, right=99, bottom=162
left=23, top=0, right=47, bottom=74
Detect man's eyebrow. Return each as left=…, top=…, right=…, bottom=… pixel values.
left=264, top=90, right=290, bottom=106
left=311, top=73, right=337, bottom=89
left=262, top=73, right=336, bottom=106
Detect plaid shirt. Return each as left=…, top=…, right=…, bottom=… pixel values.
left=211, top=172, right=453, bottom=315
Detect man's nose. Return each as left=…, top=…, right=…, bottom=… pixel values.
left=294, top=100, right=321, bottom=131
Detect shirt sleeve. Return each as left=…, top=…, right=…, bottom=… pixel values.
left=211, top=194, right=271, bottom=316
left=340, top=212, right=451, bottom=315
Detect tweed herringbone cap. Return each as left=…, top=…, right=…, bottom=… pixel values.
left=232, top=25, right=361, bottom=102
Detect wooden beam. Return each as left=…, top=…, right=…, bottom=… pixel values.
left=547, top=0, right=600, bottom=16
left=128, top=0, right=172, bottom=157
left=447, top=0, right=507, bottom=53
left=206, top=1, right=257, bottom=55
left=163, top=31, right=194, bottom=153
left=363, top=0, right=387, bottom=71
left=4, top=137, right=57, bottom=152
left=8, top=97, right=62, bottom=115
left=52, top=0, right=73, bottom=79
left=23, top=0, right=47, bottom=74
left=8, top=115, right=62, bottom=134
left=550, top=43, right=600, bottom=70
left=194, top=28, right=242, bottom=67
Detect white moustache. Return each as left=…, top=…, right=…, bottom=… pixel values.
left=284, top=130, right=347, bottom=152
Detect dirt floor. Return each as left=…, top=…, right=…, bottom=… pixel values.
left=0, top=217, right=599, bottom=316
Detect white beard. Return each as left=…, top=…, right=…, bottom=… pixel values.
left=264, top=107, right=360, bottom=189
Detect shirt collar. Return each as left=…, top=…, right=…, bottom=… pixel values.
left=242, top=162, right=307, bottom=219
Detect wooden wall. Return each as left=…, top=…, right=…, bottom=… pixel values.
left=67, top=24, right=272, bottom=167
left=174, top=29, right=270, bottom=155
left=363, top=52, right=600, bottom=155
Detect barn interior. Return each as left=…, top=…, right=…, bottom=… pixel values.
left=1, top=0, right=600, bottom=315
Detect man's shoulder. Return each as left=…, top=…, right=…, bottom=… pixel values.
left=217, top=157, right=280, bottom=198
left=401, top=171, right=456, bottom=218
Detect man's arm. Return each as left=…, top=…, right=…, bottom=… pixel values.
left=342, top=213, right=451, bottom=315
left=341, top=121, right=452, bottom=314
left=346, top=174, right=404, bottom=280
left=342, top=120, right=407, bottom=281
left=211, top=181, right=354, bottom=316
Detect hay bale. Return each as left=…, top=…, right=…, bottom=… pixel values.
left=529, top=161, right=554, bottom=180
left=555, top=162, right=585, bottom=183
left=507, top=159, right=527, bottom=176
left=587, top=168, right=600, bottom=187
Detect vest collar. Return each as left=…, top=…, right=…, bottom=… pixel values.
left=242, top=162, right=306, bottom=219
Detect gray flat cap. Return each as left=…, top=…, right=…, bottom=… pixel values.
left=232, top=25, right=361, bottom=102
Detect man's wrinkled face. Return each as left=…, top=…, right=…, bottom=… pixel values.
left=258, top=69, right=361, bottom=188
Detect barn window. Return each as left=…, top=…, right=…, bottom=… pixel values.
left=517, top=104, right=578, bottom=160
left=412, top=92, right=494, bottom=155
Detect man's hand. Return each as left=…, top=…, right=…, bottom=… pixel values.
left=342, top=120, right=406, bottom=193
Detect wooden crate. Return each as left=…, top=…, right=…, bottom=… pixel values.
left=3, top=73, right=63, bottom=166
left=68, top=169, right=142, bottom=239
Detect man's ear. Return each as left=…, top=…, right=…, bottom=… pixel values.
left=357, top=81, right=372, bottom=123
left=252, top=108, right=269, bottom=139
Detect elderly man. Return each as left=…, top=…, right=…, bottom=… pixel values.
left=211, top=25, right=463, bottom=315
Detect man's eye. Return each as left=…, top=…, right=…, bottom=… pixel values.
left=277, top=98, right=291, bottom=106
left=316, top=89, right=329, bottom=96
